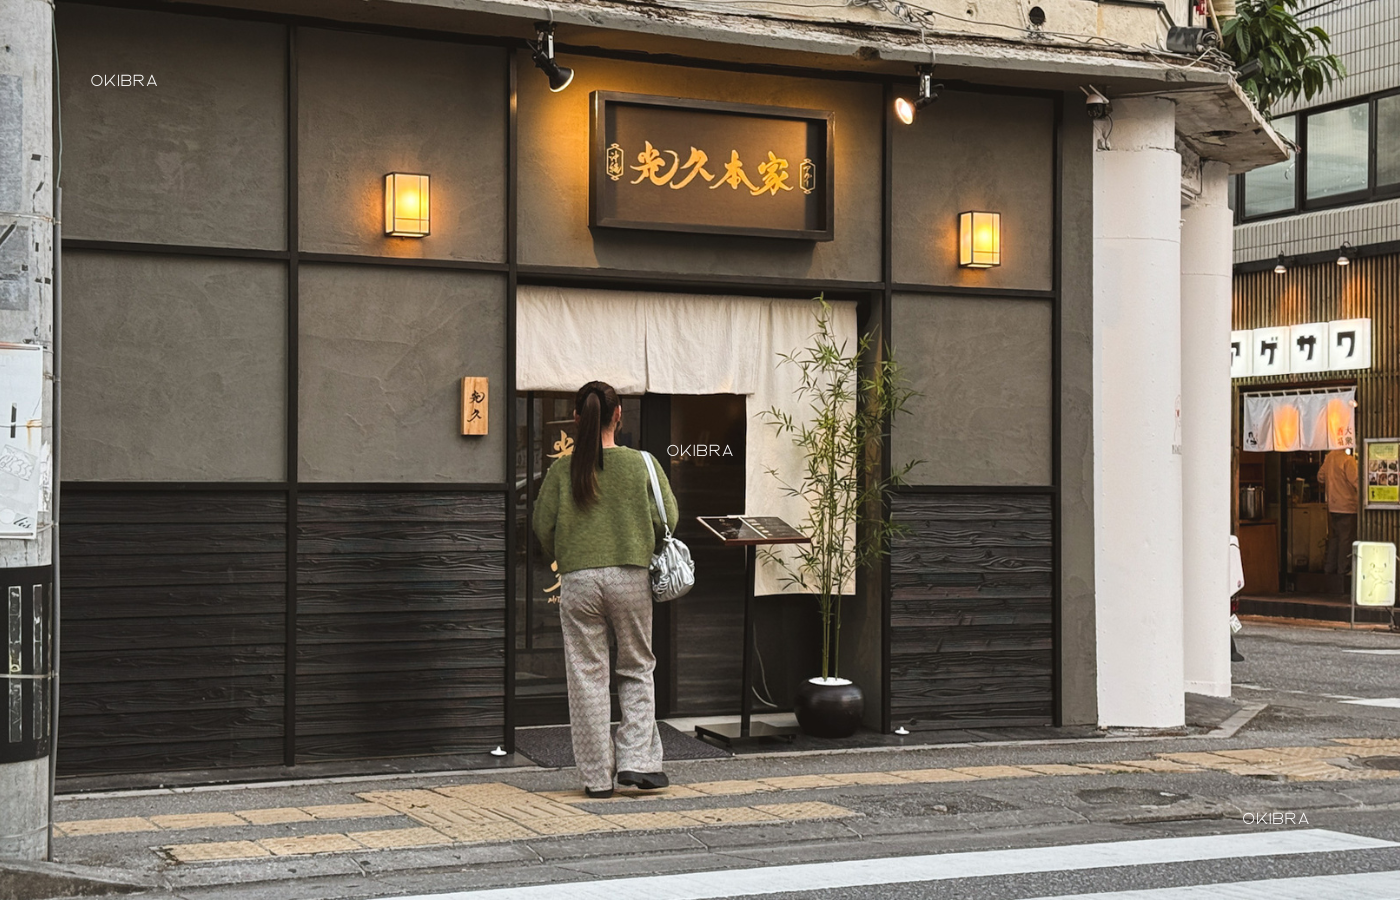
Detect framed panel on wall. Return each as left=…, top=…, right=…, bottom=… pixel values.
left=1363, top=437, right=1400, bottom=510
left=589, top=91, right=834, bottom=241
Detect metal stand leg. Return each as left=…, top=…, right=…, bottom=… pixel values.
left=694, top=544, right=797, bottom=747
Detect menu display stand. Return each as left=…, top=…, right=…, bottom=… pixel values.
left=692, top=516, right=810, bottom=746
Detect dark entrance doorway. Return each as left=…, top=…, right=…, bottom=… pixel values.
left=513, top=392, right=748, bottom=726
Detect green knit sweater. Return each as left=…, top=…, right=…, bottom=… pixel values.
left=533, top=447, right=680, bottom=574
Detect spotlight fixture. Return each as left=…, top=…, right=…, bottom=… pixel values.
left=529, top=23, right=574, bottom=93
left=1273, top=253, right=1287, bottom=275
left=1337, top=242, right=1354, bottom=266
left=1165, top=25, right=1219, bottom=54
left=895, top=65, right=941, bottom=125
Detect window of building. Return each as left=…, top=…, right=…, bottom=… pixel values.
left=1243, top=115, right=1297, bottom=218
left=1378, top=93, right=1400, bottom=190
left=1305, top=103, right=1369, bottom=202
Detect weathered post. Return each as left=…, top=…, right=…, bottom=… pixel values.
left=0, top=0, right=56, bottom=861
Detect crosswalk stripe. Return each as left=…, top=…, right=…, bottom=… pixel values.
left=1342, top=698, right=1400, bottom=708
left=1018, top=869, right=1400, bottom=899
left=379, top=828, right=1396, bottom=900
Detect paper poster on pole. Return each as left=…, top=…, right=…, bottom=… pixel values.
left=0, top=345, right=44, bottom=539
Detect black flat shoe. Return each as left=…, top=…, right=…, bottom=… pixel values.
left=617, top=771, right=669, bottom=790
left=584, top=787, right=614, bottom=799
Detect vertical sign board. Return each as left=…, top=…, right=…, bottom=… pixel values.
left=1251, top=326, right=1291, bottom=378
left=1289, top=322, right=1329, bottom=374
left=590, top=92, right=834, bottom=241
left=1330, top=318, right=1371, bottom=371
left=461, top=377, right=488, bottom=436
left=1353, top=542, right=1396, bottom=608
left=0, top=345, right=42, bottom=539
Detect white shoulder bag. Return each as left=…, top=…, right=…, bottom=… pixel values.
left=641, top=452, right=695, bottom=602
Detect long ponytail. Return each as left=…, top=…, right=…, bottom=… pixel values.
left=571, top=381, right=619, bottom=508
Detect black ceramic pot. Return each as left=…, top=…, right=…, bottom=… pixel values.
left=794, top=678, right=865, bottom=739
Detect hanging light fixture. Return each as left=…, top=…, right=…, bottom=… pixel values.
left=529, top=23, right=574, bottom=93
left=1273, top=253, right=1287, bottom=275
left=1337, top=242, right=1354, bottom=266
left=894, top=65, right=940, bottom=125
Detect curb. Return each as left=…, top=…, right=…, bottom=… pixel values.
left=0, top=859, right=146, bottom=900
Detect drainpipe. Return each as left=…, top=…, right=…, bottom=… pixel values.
left=0, top=0, right=56, bottom=861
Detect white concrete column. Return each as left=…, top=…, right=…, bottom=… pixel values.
left=1181, top=161, right=1234, bottom=698
left=1093, top=97, right=1185, bottom=728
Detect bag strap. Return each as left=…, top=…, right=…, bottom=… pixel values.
left=640, top=451, right=672, bottom=539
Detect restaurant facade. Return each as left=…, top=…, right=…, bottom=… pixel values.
left=3, top=0, right=1283, bottom=780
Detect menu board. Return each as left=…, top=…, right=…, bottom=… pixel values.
left=1364, top=438, right=1400, bottom=509
left=696, top=516, right=809, bottom=545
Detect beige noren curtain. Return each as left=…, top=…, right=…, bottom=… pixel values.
left=517, top=286, right=858, bottom=595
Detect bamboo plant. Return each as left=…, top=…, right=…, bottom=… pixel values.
left=762, top=299, right=919, bottom=681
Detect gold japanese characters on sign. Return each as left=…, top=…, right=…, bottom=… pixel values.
left=610, top=141, right=816, bottom=198
left=591, top=92, right=834, bottom=241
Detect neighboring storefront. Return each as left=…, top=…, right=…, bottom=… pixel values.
left=47, top=0, right=1270, bottom=778
left=1231, top=252, right=1399, bottom=615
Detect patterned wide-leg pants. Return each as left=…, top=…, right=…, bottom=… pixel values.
left=559, top=565, right=664, bottom=792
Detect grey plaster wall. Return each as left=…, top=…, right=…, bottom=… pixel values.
left=56, top=6, right=287, bottom=250
left=298, top=265, right=504, bottom=483
left=891, top=90, right=1054, bottom=292
left=297, top=30, right=507, bottom=262
left=517, top=55, right=881, bottom=282
left=1057, top=97, right=1097, bottom=726
left=62, top=252, right=287, bottom=481
left=891, top=293, right=1052, bottom=485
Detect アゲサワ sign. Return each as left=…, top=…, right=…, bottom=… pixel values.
left=589, top=92, right=834, bottom=241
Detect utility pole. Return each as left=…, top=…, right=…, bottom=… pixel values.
left=0, top=0, right=56, bottom=861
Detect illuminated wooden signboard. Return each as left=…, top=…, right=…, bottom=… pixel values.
left=589, top=92, right=834, bottom=241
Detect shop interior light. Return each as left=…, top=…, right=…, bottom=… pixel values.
left=895, top=65, right=940, bottom=125
left=1273, top=253, right=1287, bottom=275
left=959, top=211, right=1001, bottom=268
left=529, top=23, right=574, bottom=92
left=384, top=173, right=430, bottom=237
left=1337, top=242, right=1354, bottom=266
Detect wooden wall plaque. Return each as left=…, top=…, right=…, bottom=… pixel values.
left=461, top=377, right=488, bottom=436
left=590, top=91, right=835, bottom=241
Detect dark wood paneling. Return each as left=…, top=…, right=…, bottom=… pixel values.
left=295, top=491, right=505, bottom=761
left=59, top=490, right=289, bottom=776
left=889, top=492, right=1054, bottom=729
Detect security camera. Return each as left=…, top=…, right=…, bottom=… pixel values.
left=1166, top=25, right=1219, bottom=54
left=1082, top=85, right=1111, bottom=119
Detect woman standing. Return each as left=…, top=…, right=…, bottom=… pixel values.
left=532, top=381, right=679, bottom=798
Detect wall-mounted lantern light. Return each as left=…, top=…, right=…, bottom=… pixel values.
left=384, top=173, right=430, bottom=237
left=958, top=211, right=1001, bottom=269
left=1273, top=253, right=1287, bottom=275
left=1337, top=242, right=1354, bottom=267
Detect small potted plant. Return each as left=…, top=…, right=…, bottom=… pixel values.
left=762, top=299, right=917, bottom=738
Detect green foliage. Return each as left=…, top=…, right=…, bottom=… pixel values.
left=761, top=298, right=919, bottom=680
left=1220, top=0, right=1344, bottom=114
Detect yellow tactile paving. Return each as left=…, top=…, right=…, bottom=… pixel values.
left=536, top=786, right=705, bottom=803
left=600, top=811, right=705, bottom=830
left=755, top=801, right=856, bottom=820
left=950, top=765, right=1043, bottom=779
left=1156, top=752, right=1287, bottom=776
left=520, top=816, right=624, bottom=836
left=165, top=840, right=271, bottom=863
left=347, top=827, right=455, bottom=850
left=888, top=768, right=980, bottom=783
left=57, top=817, right=158, bottom=836
left=757, top=775, right=843, bottom=790
left=1021, top=764, right=1104, bottom=776
left=686, top=779, right=781, bottom=796
left=824, top=771, right=911, bottom=785
left=258, top=833, right=366, bottom=856
left=684, top=806, right=780, bottom=825
left=1102, top=759, right=1205, bottom=773
left=301, top=802, right=397, bottom=820
left=150, top=812, right=247, bottom=830
left=236, top=807, right=315, bottom=825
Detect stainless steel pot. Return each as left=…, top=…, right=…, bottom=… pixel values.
left=1239, top=485, right=1265, bottom=520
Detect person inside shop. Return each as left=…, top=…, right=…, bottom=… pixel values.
left=533, top=380, right=679, bottom=798
left=1318, top=447, right=1360, bottom=578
